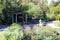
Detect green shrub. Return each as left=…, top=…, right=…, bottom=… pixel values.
left=27, top=3, right=43, bottom=19
left=10, top=23, right=21, bottom=29
left=37, top=27, right=55, bottom=40
left=0, top=27, right=23, bottom=40
left=32, top=26, right=60, bottom=40
left=55, top=14, right=60, bottom=20
left=1, top=26, right=60, bottom=40
left=0, top=23, right=23, bottom=40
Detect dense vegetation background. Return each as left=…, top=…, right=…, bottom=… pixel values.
left=0, top=0, right=60, bottom=24
left=0, top=0, right=60, bottom=40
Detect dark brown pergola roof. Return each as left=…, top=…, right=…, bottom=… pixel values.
left=12, top=11, right=28, bottom=15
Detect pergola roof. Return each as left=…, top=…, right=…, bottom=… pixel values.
left=12, top=11, right=28, bottom=15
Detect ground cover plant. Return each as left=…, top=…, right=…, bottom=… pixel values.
left=0, top=24, right=60, bottom=40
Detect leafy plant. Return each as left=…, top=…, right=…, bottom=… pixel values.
left=32, top=26, right=60, bottom=40
left=10, top=23, right=21, bottom=29
left=27, top=4, right=43, bottom=19
left=0, top=23, right=23, bottom=40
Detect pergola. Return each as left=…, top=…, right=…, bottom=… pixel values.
left=12, top=12, right=28, bottom=24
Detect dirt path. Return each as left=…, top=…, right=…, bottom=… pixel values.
left=47, top=23, right=60, bottom=28
left=0, top=25, right=9, bottom=29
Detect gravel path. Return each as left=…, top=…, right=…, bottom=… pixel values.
left=0, top=25, right=9, bottom=29
left=47, top=23, right=60, bottom=28
left=0, top=25, right=9, bottom=32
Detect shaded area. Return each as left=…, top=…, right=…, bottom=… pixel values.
left=0, top=25, right=9, bottom=29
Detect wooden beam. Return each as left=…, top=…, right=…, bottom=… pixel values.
left=16, top=14, right=18, bottom=23
left=12, top=14, right=14, bottom=23
left=26, top=14, right=28, bottom=24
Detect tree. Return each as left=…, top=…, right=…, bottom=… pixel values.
left=36, top=0, right=48, bottom=21
left=27, top=3, right=43, bottom=19
left=0, top=0, right=22, bottom=24
left=51, top=0, right=60, bottom=6
left=0, top=0, right=5, bottom=24
left=47, top=3, right=60, bottom=20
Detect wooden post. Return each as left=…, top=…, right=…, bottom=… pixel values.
left=16, top=14, right=17, bottom=23
left=22, top=16, right=24, bottom=24
left=12, top=14, right=14, bottom=23
left=26, top=14, right=28, bottom=24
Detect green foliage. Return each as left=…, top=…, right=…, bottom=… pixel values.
left=0, top=0, right=60, bottom=24
left=0, top=4, right=5, bottom=24
left=47, top=4, right=60, bottom=20
left=0, top=24, right=23, bottom=40
left=38, top=26, right=58, bottom=40
left=27, top=4, right=43, bottom=19
left=55, top=14, right=60, bottom=20
left=10, top=23, right=21, bottom=29
left=0, top=0, right=49, bottom=24
left=0, top=0, right=23, bottom=24
left=47, top=6, right=55, bottom=20
left=0, top=25, right=60, bottom=40
left=0, top=5, right=4, bottom=14
left=32, top=26, right=60, bottom=40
